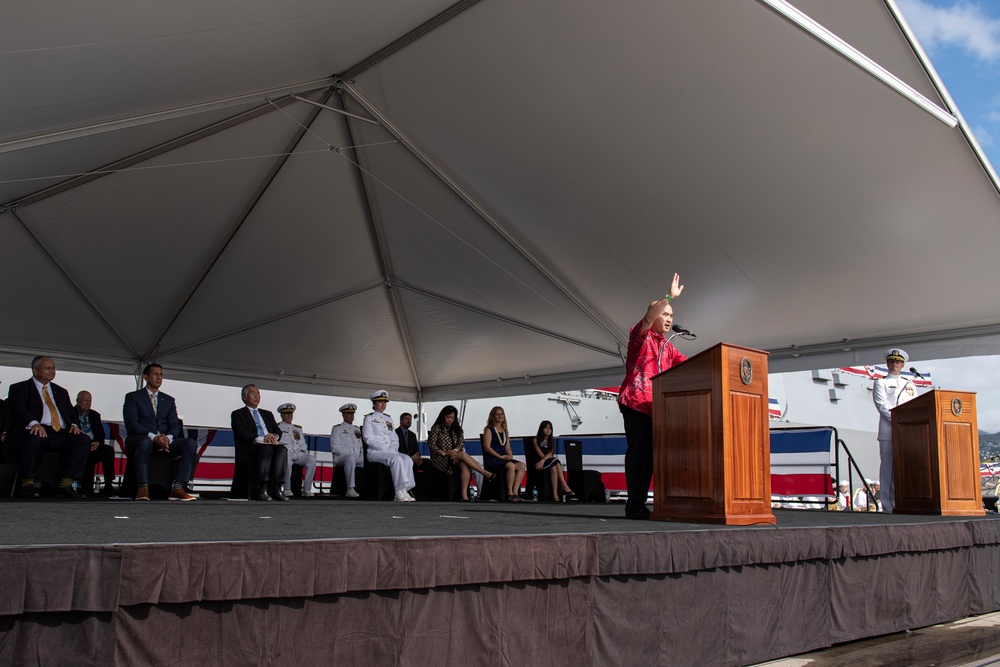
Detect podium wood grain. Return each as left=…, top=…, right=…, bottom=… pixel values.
left=651, top=342, right=775, bottom=525
left=892, top=389, right=983, bottom=516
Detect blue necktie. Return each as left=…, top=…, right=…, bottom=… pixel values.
left=252, top=409, right=266, bottom=437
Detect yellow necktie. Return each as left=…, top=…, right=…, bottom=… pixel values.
left=43, top=385, right=61, bottom=431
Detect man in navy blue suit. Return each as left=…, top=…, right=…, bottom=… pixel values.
left=5, top=356, right=90, bottom=498
left=122, top=363, right=197, bottom=501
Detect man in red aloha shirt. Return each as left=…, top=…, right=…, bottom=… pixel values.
left=617, top=273, right=686, bottom=520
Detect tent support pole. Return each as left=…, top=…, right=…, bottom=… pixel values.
left=339, top=90, right=425, bottom=395
left=341, top=83, right=627, bottom=350
left=5, top=208, right=137, bottom=357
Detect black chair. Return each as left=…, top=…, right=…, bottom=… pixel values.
left=329, top=464, right=349, bottom=496
left=290, top=464, right=306, bottom=496
left=34, top=450, right=63, bottom=492
left=361, top=445, right=395, bottom=501
left=230, top=442, right=287, bottom=499
left=0, top=463, right=18, bottom=498
left=82, top=450, right=118, bottom=496
left=122, top=453, right=178, bottom=499
left=563, top=438, right=606, bottom=502
left=523, top=437, right=555, bottom=501
left=426, top=465, right=464, bottom=501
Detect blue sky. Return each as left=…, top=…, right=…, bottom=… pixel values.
left=845, top=1, right=1000, bottom=431
left=898, top=0, right=1000, bottom=162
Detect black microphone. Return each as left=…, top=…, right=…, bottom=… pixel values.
left=671, top=324, right=696, bottom=339
left=909, top=367, right=926, bottom=381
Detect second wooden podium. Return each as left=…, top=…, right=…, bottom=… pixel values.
left=651, top=342, right=775, bottom=525
left=891, top=389, right=984, bottom=516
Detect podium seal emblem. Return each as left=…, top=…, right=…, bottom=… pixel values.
left=951, top=397, right=963, bottom=416
left=740, top=357, right=753, bottom=386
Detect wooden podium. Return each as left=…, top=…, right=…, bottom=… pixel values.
left=891, top=390, right=984, bottom=516
left=650, top=342, right=775, bottom=525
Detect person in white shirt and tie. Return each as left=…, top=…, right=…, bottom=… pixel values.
left=6, top=355, right=91, bottom=498
left=231, top=384, right=287, bottom=501
left=122, top=363, right=199, bottom=501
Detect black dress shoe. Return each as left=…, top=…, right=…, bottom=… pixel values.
left=20, top=486, right=40, bottom=499
left=256, top=491, right=272, bottom=501
left=55, top=485, right=83, bottom=499
left=271, top=492, right=287, bottom=501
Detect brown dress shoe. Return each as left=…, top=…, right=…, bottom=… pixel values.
left=168, top=488, right=197, bottom=501
left=135, top=486, right=150, bottom=501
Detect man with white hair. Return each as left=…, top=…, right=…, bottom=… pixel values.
left=362, top=390, right=416, bottom=502
left=872, top=347, right=917, bottom=513
left=277, top=403, right=316, bottom=498
left=330, top=403, right=363, bottom=498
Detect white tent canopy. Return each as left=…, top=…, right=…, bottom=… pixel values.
left=3, top=0, right=1000, bottom=401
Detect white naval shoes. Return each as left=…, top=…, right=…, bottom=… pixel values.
left=345, top=488, right=360, bottom=498
left=282, top=489, right=293, bottom=498
left=394, top=490, right=415, bottom=502
left=302, top=489, right=315, bottom=498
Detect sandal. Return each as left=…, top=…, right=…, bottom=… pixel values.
left=564, top=491, right=577, bottom=501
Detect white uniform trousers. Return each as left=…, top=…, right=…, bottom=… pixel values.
left=366, top=450, right=415, bottom=493
left=332, top=454, right=362, bottom=489
left=878, top=438, right=894, bottom=513
left=284, top=450, right=317, bottom=491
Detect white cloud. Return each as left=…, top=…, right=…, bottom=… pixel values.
left=899, top=0, right=1000, bottom=61
left=972, top=123, right=995, bottom=146
left=919, top=355, right=1000, bottom=432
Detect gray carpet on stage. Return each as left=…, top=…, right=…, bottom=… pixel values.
left=0, top=497, right=987, bottom=545
left=2, top=500, right=999, bottom=666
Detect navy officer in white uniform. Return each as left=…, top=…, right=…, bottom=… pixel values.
left=362, top=390, right=416, bottom=502
left=277, top=403, right=317, bottom=498
left=330, top=403, right=363, bottom=498
left=872, top=347, right=918, bottom=513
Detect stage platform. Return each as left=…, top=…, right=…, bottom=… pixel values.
left=2, top=499, right=999, bottom=666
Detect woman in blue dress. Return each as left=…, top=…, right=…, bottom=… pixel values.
left=482, top=406, right=526, bottom=502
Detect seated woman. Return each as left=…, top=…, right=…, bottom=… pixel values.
left=428, top=405, right=495, bottom=501
left=532, top=420, right=575, bottom=501
left=482, top=406, right=526, bottom=502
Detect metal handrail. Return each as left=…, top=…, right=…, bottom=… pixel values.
left=769, top=424, right=875, bottom=511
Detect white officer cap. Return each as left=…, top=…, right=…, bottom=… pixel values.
left=370, top=389, right=389, bottom=402
left=885, top=348, right=909, bottom=363
left=339, top=403, right=357, bottom=414
left=277, top=403, right=296, bottom=414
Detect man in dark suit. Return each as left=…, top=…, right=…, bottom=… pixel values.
left=5, top=355, right=90, bottom=498
left=231, top=384, right=287, bottom=501
left=76, top=390, right=116, bottom=496
left=396, top=412, right=426, bottom=498
left=122, top=363, right=197, bottom=501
